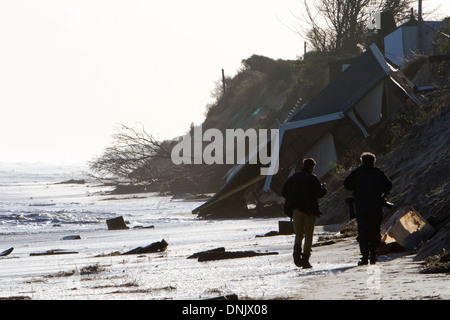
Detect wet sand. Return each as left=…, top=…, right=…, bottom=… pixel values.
left=0, top=221, right=448, bottom=300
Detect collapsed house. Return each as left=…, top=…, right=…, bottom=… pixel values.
left=192, top=43, right=426, bottom=218
left=384, top=14, right=447, bottom=67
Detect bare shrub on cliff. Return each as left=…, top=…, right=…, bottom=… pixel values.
left=89, top=124, right=174, bottom=184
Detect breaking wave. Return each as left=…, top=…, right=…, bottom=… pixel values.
left=0, top=207, right=116, bottom=230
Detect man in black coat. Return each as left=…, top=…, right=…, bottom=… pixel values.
left=282, top=158, right=327, bottom=268
left=344, top=152, right=392, bottom=265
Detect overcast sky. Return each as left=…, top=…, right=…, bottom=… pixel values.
left=0, top=0, right=448, bottom=164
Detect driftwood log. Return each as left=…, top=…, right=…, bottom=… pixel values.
left=197, top=250, right=278, bottom=262
left=0, top=247, right=13, bottom=257
left=187, top=247, right=226, bottom=259
left=29, top=249, right=79, bottom=256
left=122, top=239, right=168, bottom=255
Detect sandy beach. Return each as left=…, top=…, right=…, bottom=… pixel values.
left=1, top=220, right=448, bottom=301
left=0, top=164, right=448, bottom=301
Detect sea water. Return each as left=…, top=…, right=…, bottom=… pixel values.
left=0, top=162, right=355, bottom=300
left=0, top=162, right=202, bottom=235
left=0, top=162, right=303, bottom=299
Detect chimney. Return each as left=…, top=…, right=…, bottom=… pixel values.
left=418, top=0, right=423, bottom=22
left=418, top=0, right=423, bottom=53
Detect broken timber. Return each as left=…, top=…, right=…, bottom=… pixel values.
left=197, top=250, right=278, bottom=262
left=0, top=247, right=14, bottom=257
left=106, top=216, right=129, bottom=230
left=121, top=239, right=168, bottom=255
left=381, top=206, right=435, bottom=250
left=29, top=249, right=79, bottom=256
left=187, top=247, right=226, bottom=259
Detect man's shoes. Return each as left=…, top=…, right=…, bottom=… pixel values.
left=293, top=252, right=303, bottom=268
left=370, top=255, right=377, bottom=265
left=301, top=253, right=312, bottom=269
left=358, top=257, right=369, bottom=266
left=293, top=245, right=312, bottom=269
left=293, top=244, right=303, bottom=267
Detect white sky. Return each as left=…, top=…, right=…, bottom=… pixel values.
left=0, top=0, right=448, bottom=164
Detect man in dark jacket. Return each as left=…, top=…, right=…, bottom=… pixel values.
left=344, top=152, right=392, bottom=265
left=282, top=158, right=327, bottom=268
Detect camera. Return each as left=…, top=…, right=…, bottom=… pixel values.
left=383, top=199, right=394, bottom=209
left=382, top=193, right=394, bottom=209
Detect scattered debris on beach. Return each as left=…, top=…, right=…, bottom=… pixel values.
left=381, top=206, right=435, bottom=250
left=106, top=216, right=155, bottom=230
left=187, top=247, right=226, bottom=259
left=101, top=195, right=147, bottom=201
left=420, top=251, right=450, bottom=274
left=121, top=239, right=168, bottom=255
left=0, top=247, right=13, bottom=257
left=256, top=230, right=282, bottom=238
left=132, top=225, right=155, bottom=229
left=29, top=249, right=79, bottom=256
left=106, top=216, right=129, bottom=230
left=189, top=248, right=278, bottom=262
left=61, top=235, right=81, bottom=240
left=312, top=240, right=339, bottom=247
